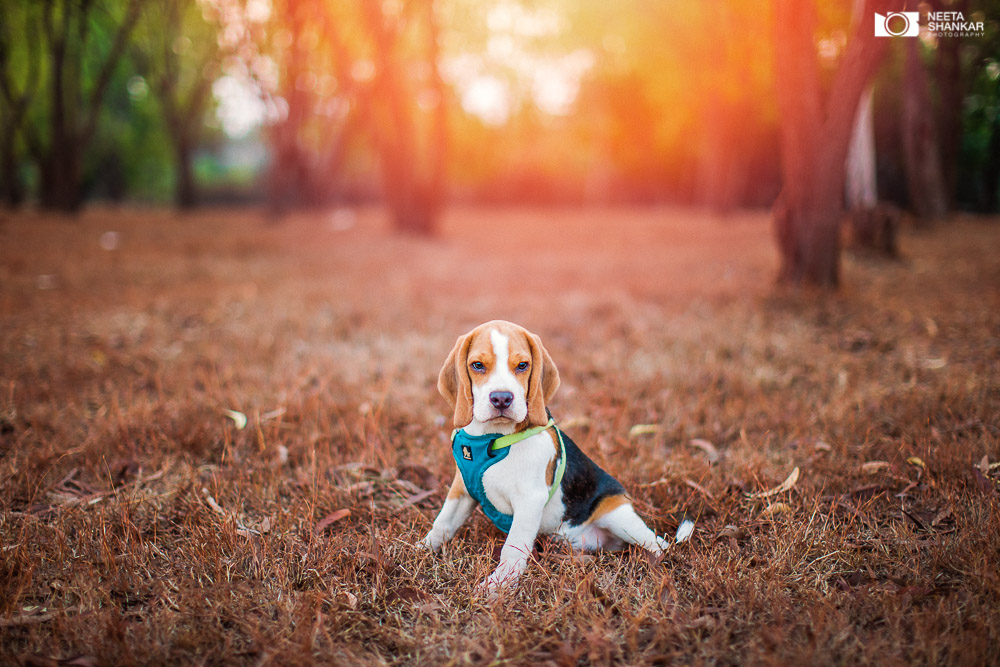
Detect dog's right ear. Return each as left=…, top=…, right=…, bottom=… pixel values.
left=438, top=333, right=474, bottom=428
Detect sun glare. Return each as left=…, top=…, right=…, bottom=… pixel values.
left=213, top=75, right=268, bottom=138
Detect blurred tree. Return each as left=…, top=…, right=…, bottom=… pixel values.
left=933, top=0, right=967, bottom=207
left=902, top=38, right=947, bottom=221
left=772, top=0, right=891, bottom=287
left=23, top=0, right=145, bottom=212
left=359, top=0, right=447, bottom=233
left=846, top=0, right=878, bottom=213
left=136, top=0, right=220, bottom=209
left=249, top=0, right=446, bottom=231
left=0, top=0, right=42, bottom=207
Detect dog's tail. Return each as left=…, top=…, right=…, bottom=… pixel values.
left=674, top=518, right=695, bottom=544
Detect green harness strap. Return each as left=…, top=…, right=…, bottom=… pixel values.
left=489, top=418, right=567, bottom=504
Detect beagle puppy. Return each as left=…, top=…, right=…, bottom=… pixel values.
left=421, top=320, right=678, bottom=594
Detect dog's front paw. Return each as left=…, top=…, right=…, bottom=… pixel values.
left=477, top=564, right=521, bottom=598
left=418, top=531, right=445, bottom=552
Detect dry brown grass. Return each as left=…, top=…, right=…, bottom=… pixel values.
left=1, top=205, right=998, bottom=665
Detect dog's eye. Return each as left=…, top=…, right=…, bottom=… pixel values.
left=470, top=361, right=486, bottom=373
left=515, top=361, right=529, bottom=372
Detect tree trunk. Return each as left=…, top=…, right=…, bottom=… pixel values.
left=0, top=132, right=24, bottom=207
left=34, top=0, right=142, bottom=213
left=933, top=0, right=965, bottom=206
left=772, top=0, right=890, bottom=288
left=984, top=101, right=1000, bottom=213
left=174, top=139, right=197, bottom=209
left=361, top=0, right=438, bottom=236
left=846, top=87, right=878, bottom=209
left=39, top=147, right=83, bottom=212
left=902, top=39, right=947, bottom=222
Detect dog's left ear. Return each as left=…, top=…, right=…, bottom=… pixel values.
left=525, top=332, right=560, bottom=428
left=438, top=333, right=474, bottom=428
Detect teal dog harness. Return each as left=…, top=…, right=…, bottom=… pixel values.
left=451, top=418, right=567, bottom=533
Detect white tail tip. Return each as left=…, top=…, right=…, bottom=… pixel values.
left=674, top=519, right=695, bottom=543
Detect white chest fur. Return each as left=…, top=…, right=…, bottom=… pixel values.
left=480, top=431, right=566, bottom=533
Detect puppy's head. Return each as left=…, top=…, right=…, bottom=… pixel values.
left=438, top=320, right=560, bottom=430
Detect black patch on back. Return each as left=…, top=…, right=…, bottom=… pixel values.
left=557, top=427, right=626, bottom=526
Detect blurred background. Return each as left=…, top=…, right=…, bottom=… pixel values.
left=0, top=0, right=998, bottom=223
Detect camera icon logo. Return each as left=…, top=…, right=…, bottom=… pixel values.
left=874, top=11, right=921, bottom=37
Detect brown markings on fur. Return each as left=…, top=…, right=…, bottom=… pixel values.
left=545, top=458, right=556, bottom=486
left=456, top=320, right=559, bottom=431
left=586, top=494, right=631, bottom=523
left=547, top=428, right=560, bottom=456
left=446, top=469, right=467, bottom=500
left=471, top=321, right=533, bottom=398
left=465, top=327, right=497, bottom=389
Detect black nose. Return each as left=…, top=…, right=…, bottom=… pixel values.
left=489, top=391, right=514, bottom=411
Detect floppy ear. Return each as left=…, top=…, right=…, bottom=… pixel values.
left=525, top=332, right=560, bottom=428
left=438, top=333, right=474, bottom=428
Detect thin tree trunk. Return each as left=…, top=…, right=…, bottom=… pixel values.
left=933, top=0, right=965, bottom=206
left=0, top=131, right=24, bottom=207
left=423, top=0, right=447, bottom=222
left=902, top=39, right=947, bottom=222
left=174, top=139, right=196, bottom=209
left=773, top=0, right=890, bottom=287
left=361, top=0, right=436, bottom=235
left=984, top=100, right=1000, bottom=213
left=40, top=147, right=83, bottom=212
left=846, top=87, right=877, bottom=209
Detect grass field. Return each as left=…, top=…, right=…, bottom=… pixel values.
left=1, top=205, right=999, bottom=665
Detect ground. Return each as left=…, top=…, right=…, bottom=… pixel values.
left=1, top=205, right=998, bottom=665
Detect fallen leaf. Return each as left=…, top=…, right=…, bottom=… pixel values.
left=716, top=525, right=747, bottom=543
left=931, top=508, right=952, bottom=527
left=629, top=424, right=661, bottom=438
left=762, top=502, right=793, bottom=516
left=398, top=489, right=436, bottom=508
left=972, top=468, right=997, bottom=495
left=684, top=478, right=715, bottom=500
left=850, top=483, right=890, bottom=499
left=861, top=461, right=890, bottom=475
left=397, top=464, right=437, bottom=489
left=315, top=509, right=351, bottom=532
left=689, top=439, right=720, bottom=463
left=417, top=601, right=444, bottom=615
left=223, top=409, right=247, bottom=430
left=907, top=457, right=927, bottom=470
left=386, top=587, right=432, bottom=604
left=341, top=591, right=358, bottom=609
left=260, top=407, right=286, bottom=421
left=560, top=416, right=592, bottom=429
left=814, top=441, right=832, bottom=452
left=345, top=481, right=375, bottom=496
left=978, top=455, right=989, bottom=476
left=747, top=467, right=800, bottom=499
left=334, top=462, right=381, bottom=477
left=0, top=606, right=78, bottom=627
left=688, top=614, right=716, bottom=630
left=202, top=489, right=226, bottom=516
